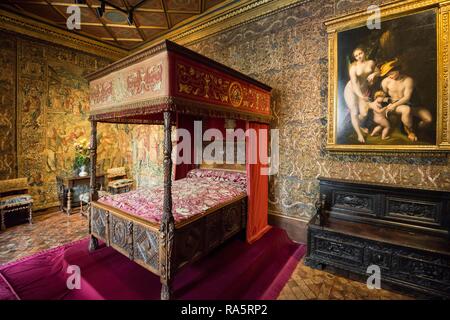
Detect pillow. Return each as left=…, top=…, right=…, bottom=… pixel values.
left=186, top=169, right=247, bottom=189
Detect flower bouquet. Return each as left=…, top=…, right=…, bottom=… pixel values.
left=73, top=138, right=90, bottom=177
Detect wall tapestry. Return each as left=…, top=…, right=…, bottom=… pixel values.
left=0, top=36, right=16, bottom=179
left=10, top=35, right=164, bottom=210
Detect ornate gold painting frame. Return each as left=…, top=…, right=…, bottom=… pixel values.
left=325, top=0, right=450, bottom=154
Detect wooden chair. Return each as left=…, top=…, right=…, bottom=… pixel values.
left=0, top=178, right=33, bottom=231
left=79, top=167, right=132, bottom=217
left=106, top=167, right=133, bottom=195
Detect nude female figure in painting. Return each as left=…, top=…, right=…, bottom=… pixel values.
left=343, top=47, right=380, bottom=143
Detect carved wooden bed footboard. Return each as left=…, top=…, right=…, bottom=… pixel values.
left=88, top=196, right=247, bottom=297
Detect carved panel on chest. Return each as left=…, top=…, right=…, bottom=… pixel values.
left=205, top=211, right=222, bottom=251
left=311, top=233, right=365, bottom=267
left=365, top=246, right=393, bottom=270
left=385, top=198, right=441, bottom=226
left=133, top=223, right=159, bottom=272
left=334, top=192, right=374, bottom=212
left=91, top=206, right=109, bottom=244
left=320, top=177, right=450, bottom=237
left=223, top=203, right=241, bottom=240
left=174, top=221, right=204, bottom=269
left=392, top=251, right=450, bottom=293
left=109, top=214, right=133, bottom=258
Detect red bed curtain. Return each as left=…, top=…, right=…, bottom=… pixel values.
left=246, top=122, right=271, bottom=244
left=174, top=112, right=197, bottom=180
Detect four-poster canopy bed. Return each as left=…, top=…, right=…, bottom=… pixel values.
left=86, top=40, right=272, bottom=300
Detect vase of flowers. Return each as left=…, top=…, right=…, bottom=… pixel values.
left=78, top=165, right=88, bottom=177
left=74, top=138, right=90, bottom=177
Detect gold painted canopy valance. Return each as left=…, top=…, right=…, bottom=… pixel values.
left=87, top=40, right=272, bottom=124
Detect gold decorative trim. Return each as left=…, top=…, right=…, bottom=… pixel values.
left=439, top=2, right=450, bottom=146
left=89, top=96, right=175, bottom=118
left=326, top=150, right=449, bottom=158
left=85, top=41, right=169, bottom=81
left=0, top=9, right=126, bottom=60
left=229, top=82, right=244, bottom=107
left=327, top=33, right=336, bottom=144
left=325, top=0, right=443, bottom=32
left=89, top=95, right=272, bottom=124
left=172, top=96, right=272, bottom=123
left=325, top=0, right=450, bottom=155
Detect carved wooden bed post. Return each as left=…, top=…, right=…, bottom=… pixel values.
left=89, top=119, right=99, bottom=252
left=160, top=111, right=174, bottom=300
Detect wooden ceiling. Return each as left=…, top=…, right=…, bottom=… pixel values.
left=0, top=0, right=229, bottom=50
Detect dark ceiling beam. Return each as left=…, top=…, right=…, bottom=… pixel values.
left=122, top=0, right=146, bottom=41
left=94, top=0, right=126, bottom=14
left=90, top=0, right=147, bottom=14
left=160, top=0, right=171, bottom=29
left=6, top=0, right=47, bottom=5
left=7, top=1, right=200, bottom=14
left=132, top=0, right=148, bottom=10
left=85, top=0, right=120, bottom=47
left=5, top=0, right=22, bottom=11
left=201, top=0, right=206, bottom=13
left=57, top=22, right=165, bottom=29
left=7, top=0, right=87, bottom=6
left=43, top=0, right=68, bottom=22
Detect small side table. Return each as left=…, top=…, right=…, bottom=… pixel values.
left=56, top=173, right=105, bottom=215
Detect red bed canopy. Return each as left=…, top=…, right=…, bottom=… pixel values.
left=87, top=40, right=271, bottom=124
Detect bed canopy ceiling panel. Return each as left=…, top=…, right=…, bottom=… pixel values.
left=87, top=40, right=272, bottom=123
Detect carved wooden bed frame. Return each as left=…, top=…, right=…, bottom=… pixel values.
left=86, top=40, right=271, bottom=300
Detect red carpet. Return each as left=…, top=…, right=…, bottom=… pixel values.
left=0, top=228, right=305, bottom=300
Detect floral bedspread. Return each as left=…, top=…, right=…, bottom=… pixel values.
left=98, top=169, right=247, bottom=225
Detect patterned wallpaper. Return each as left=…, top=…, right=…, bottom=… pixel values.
left=188, top=0, right=450, bottom=221
left=1, top=31, right=164, bottom=209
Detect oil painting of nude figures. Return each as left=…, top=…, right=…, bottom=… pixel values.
left=335, top=9, right=437, bottom=147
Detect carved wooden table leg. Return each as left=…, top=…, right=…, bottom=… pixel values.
left=0, top=209, right=5, bottom=231
left=89, top=235, right=99, bottom=252
left=80, top=200, right=89, bottom=217
left=67, top=189, right=72, bottom=215
left=28, top=205, right=33, bottom=224
left=86, top=203, right=91, bottom=218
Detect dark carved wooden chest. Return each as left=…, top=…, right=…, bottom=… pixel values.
left=305, top=177, right=450, bottom=299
